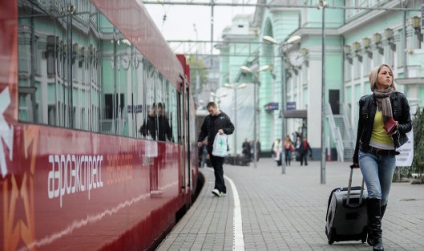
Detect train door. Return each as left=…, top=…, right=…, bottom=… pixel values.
left=175, top=54, right=191, bottom=196
left=177, top=83, right=185, bottom=193
left=185, top=85, right=191, bottom=190
left=178, top=79, right=189, bottom=194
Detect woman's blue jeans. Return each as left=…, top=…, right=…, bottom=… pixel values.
left=358, top=149, right=396, bottom=206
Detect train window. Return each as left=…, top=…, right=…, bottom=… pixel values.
left=126, top=48, right=141, bottom=138
left=134, top=55, right=146, bottom=139
left=17, top=1, right=180, bottom=142
left=156, top=75, right=165, bottom=141
left=155, top=75, right=171, bottom=142
left=177, top=87, right=183, bottom=144
left=167, top=80, right=177, bottom=143
left=159, top=75, right=175, bottom=142
left=18, top=1, right=103, bottom=131
left=18, top=95, right=29, bottom=122
left=169, top=87, right=178, bottom=143
left=143, top=64, right=157, bottom=140
left=48, top=105, right=56, bottom=126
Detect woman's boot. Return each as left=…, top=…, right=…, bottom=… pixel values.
left=367, top=198, right=384, bottom=251
left=381, top=204, right=387, bottom=219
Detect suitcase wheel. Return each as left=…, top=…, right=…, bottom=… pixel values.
left=361, top=232, right=367, bottom=243
left=326, top=227, right=335, bottom=245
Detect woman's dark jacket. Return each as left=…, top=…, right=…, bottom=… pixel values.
left=198, top=111, right=235, bottom=155
left=353, top=91, right=412, bottom=163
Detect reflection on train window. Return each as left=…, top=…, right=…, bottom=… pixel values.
left=17, top=1, right=180, bottom=143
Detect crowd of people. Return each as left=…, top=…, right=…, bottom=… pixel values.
left=271, top=132, right=312, bottom=167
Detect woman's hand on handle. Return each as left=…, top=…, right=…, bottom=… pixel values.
left=351, top=163, right=359, bottom=168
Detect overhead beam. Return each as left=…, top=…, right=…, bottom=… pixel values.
left=142, top=1, right=421, bottom=11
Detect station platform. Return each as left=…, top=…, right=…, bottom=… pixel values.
left=157, top=158, right=424, bottom=251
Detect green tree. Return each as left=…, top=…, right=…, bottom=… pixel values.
left=411, top=107, right=424, bottom=182
left=187, top=55, right=209, bottom=99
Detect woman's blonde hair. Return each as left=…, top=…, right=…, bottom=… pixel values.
left=368, top=64, right=397, bottom=91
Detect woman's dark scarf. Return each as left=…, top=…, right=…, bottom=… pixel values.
left=374, top=87, right=394, bottom=123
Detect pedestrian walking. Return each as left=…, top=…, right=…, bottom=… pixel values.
left=242, top=138, right=251, bottom=161
left=197, top=102, right=234, bottom=197
left=352, top=64, right=412, bottom=251
left=272, top=138, right=283, bottom=166
left=298, top=137, right=312, bottom=166
left=283, top=135, right=294, bottom=166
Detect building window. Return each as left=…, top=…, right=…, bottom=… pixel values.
left=387, top=43, right=396, bottom=68
left=48, top=105, right=56, bottom=126
left=344, top=60, right=351, bottom=82
left=354, top=57, right=360, bottom=80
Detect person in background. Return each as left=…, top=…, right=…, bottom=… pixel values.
left=242, top=138, right=251, bottom=161
left=272, top=138, right=282, bottom=167
left=139, top=103, right=160, bottom=194
left=256, top=140, right=261, bottom=162
left=140, top=103, right=157, bottom=139
left=198, top=138, right=208, bottom=168
left=140, top=102, right=172, bottom=142
left=140, top=102, right=172, bottom=195
left=283, top=135, right=294, bottom=166
left=197, top=102, right=234, bottom=197
left=157, top=102, right=172, bottom=142
left=352, top=64, right=412, bottom=251
left=298, top=137, right=312, bottom=166
left=292, top=131, right=298, bottom=147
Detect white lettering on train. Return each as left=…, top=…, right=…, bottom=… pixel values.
left=48, top=154, right=104, bottom=207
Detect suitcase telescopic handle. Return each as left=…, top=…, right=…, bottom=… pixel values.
left=346, top=166, right=364, bottom=206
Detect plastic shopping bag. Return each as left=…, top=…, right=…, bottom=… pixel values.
left=145, top=140, right=158, bottom=158
left=212, top=133, right=228, bottom=157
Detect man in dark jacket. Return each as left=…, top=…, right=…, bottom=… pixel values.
left=157, top=103, right=172, bottom=141
left=298, top=137, right=312, bottom=166
left=242, top=138, right=251, bottom=160
left=198, top=101, right=234, bottom=197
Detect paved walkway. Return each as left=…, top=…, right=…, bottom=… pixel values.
left=157, top=158, right=424, bottom=251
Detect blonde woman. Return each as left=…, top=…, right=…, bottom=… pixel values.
left=283, top=135, right=294, bottom=166
left=352, top=64, right=412, bottom=251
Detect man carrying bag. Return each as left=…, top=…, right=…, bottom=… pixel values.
left=197, top=102, right=234, bottom=197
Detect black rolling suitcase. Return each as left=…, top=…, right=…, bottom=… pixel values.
left=325, top=166, right=368, bottom=244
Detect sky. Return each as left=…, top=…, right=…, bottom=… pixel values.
left=143, top=1, right=255, bottom=54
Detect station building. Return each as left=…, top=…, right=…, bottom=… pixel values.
left=216, top=0, right=424, bottom=160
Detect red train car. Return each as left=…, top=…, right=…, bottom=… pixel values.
left=0, top=1, right=199, bottom=250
